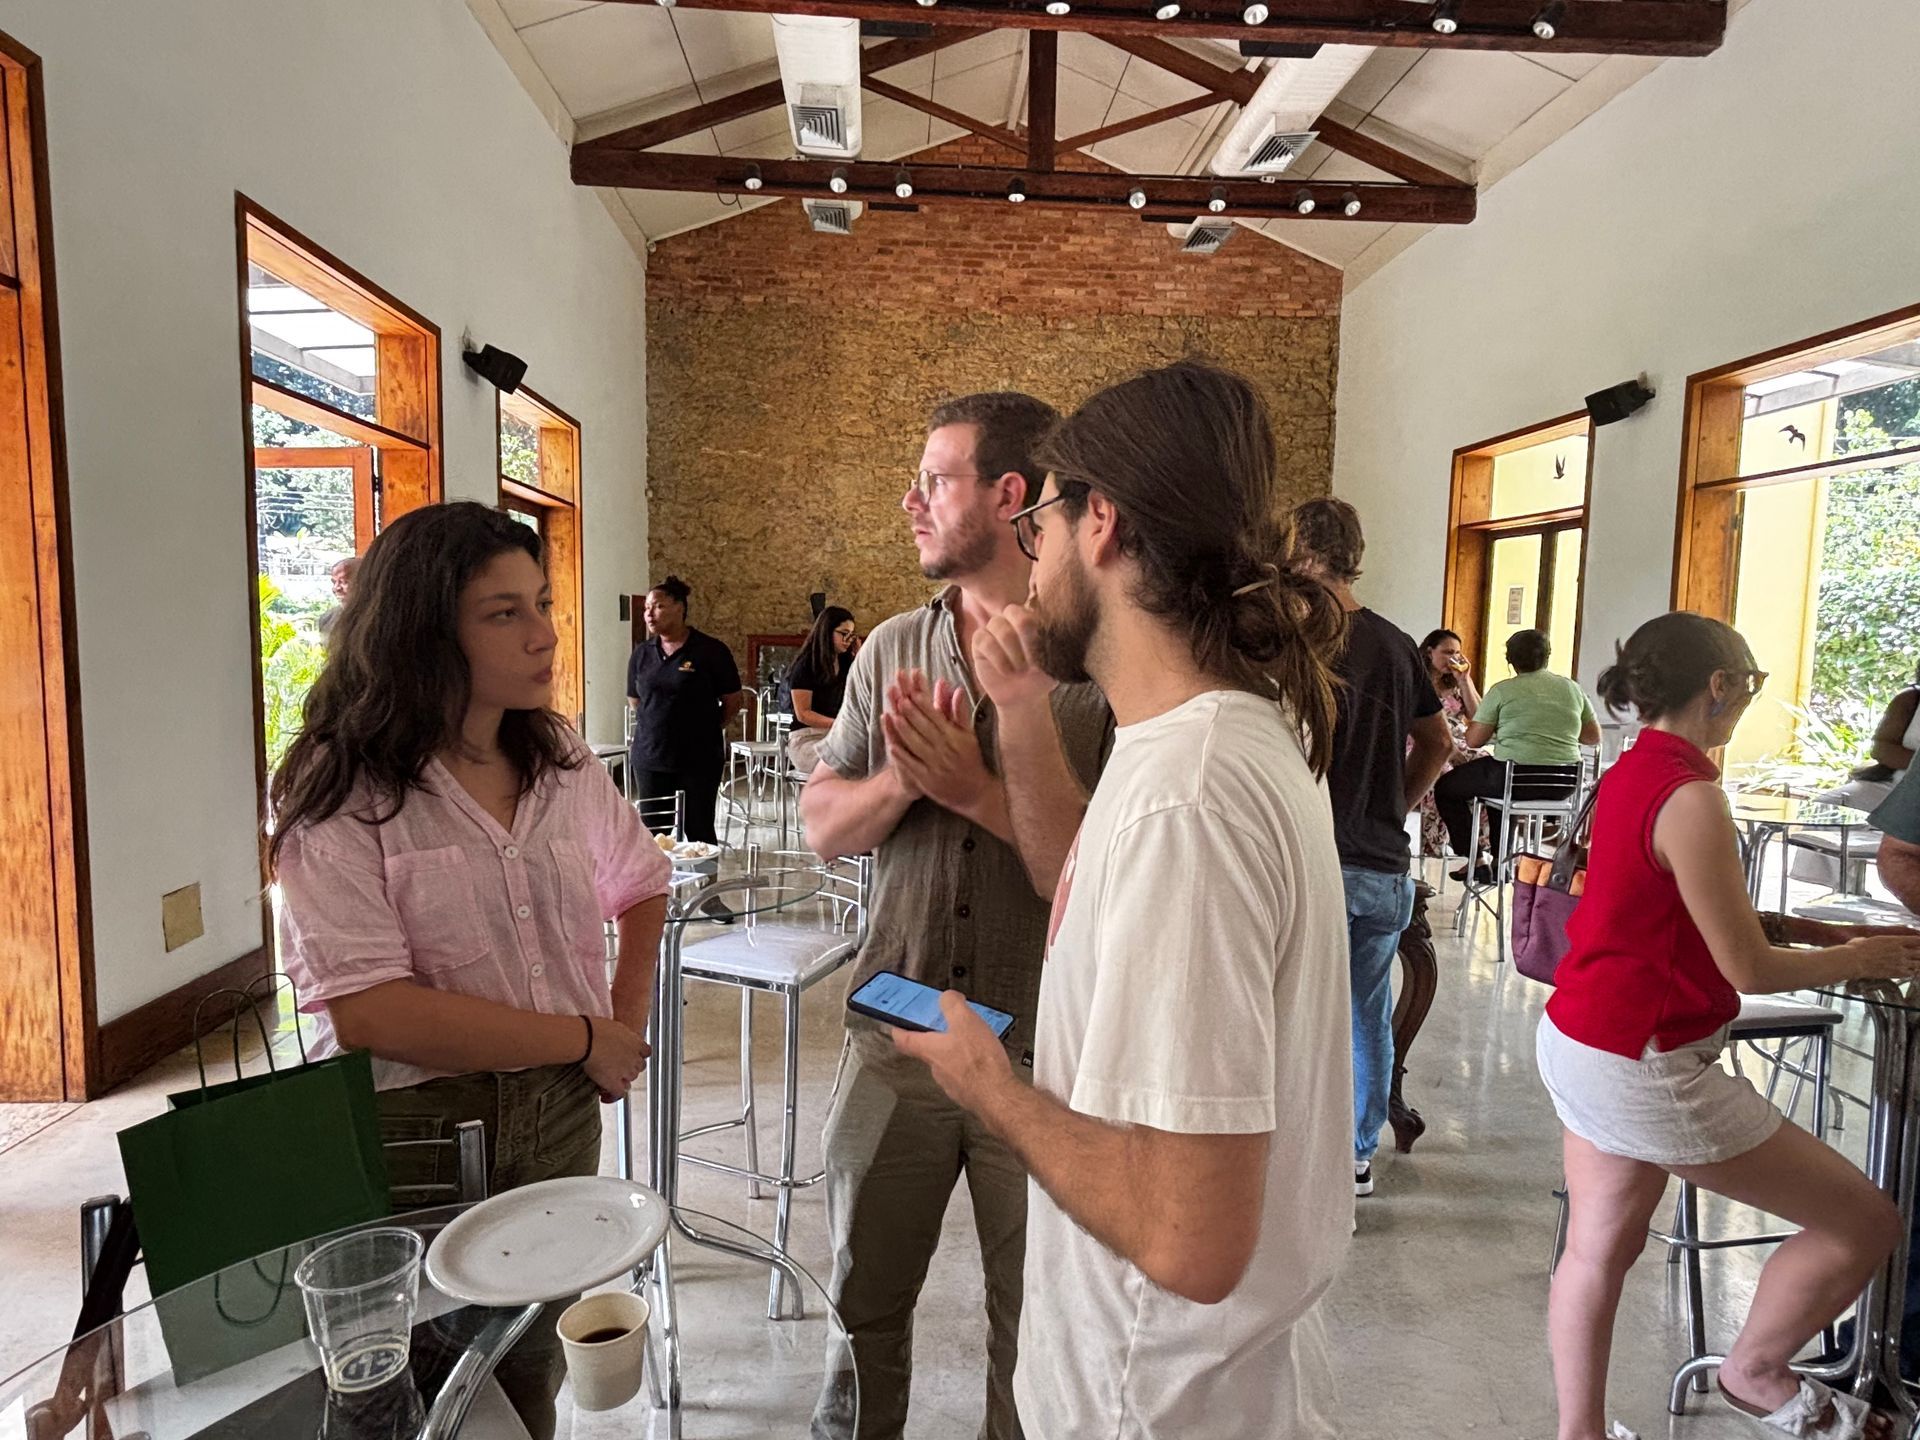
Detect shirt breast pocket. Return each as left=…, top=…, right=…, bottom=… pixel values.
left=383, top=847, right=488, bottom=975
left=549, top=838, right=610, bottom=965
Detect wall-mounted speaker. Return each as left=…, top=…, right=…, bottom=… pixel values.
left=1586, top=378, right=1655, bottom=426
left=619, top=595, right=631, bottom=623
left=463, top=344, right=528, bottom=394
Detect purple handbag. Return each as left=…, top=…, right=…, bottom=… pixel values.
left=1509, top=787, right=1598, bottom=985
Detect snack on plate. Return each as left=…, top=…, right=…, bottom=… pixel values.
left=655, top=833, right=676, bottom=853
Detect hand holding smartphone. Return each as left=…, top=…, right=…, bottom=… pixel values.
left=848, top=971, right=1016, bottom=1040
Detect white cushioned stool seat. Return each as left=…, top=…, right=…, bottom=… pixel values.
left=681, top=924, right=855, bottom=989
left=1730, top=995, right=1843, bottom=1035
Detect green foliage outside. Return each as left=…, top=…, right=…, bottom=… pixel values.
left=1757, top=376, right=1920, bottom=789
left=259, top=575, right=326, bottom=769
left=501, top=411, right=540, bottom=487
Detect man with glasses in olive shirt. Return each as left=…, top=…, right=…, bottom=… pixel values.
left=802, top=392, right=1110, bottom=1440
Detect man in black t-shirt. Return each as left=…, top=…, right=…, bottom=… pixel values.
left=1288, top=499, right=1451, bottom=1198
left=627, top=576, right=743, bottom=844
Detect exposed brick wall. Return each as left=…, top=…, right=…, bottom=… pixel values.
left=645, top=137, right=1344, bottom=671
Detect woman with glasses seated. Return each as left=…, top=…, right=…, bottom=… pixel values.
left=1433, top=627, right=1600, bottom=882
left=1538, top=610, right=1920, bottom=1440
left=784, top=605, right=857, bottom=775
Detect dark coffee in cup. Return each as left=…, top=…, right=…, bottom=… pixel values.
left=577, top=1326, right=631, bottom=1344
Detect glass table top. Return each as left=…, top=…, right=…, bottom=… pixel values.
left=0, top=1204, right=846, bottom=1439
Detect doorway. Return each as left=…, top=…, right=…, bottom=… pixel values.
left=237, top=200, right=441, bottom=898
left=0, top=32, right=91, bottom=1101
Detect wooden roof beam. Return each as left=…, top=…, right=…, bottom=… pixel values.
left=594, top=0, right=1725, bottom=55
left=567, top=149, right=1478, bottom=223
left=577, top=28, right=989, bottom=154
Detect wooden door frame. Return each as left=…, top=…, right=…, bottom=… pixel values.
left=1442, top=411, right=1595, bottom=682
left=236, top=196, right=442, bottom=964
left=494, top=384, right=585, bottom=729
left=0, top=30, right=95, bottom=1099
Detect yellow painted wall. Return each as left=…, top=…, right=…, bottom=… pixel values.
left=1491, top=431, right=1588, bottom=519
left=1482, top=532, right=1544, bottom=687
left=1725, top=398, right=1834, bottom=772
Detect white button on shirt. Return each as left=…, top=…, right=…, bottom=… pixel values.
left=516, top=905, right=531, bottom=919
left=504, top=845, right=520, bottom=859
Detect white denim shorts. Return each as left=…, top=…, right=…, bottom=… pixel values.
left=1536, top=1011, right=1783, bottom=1166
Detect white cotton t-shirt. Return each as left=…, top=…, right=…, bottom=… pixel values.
left=1014, top=689, right=1353, bottom=1440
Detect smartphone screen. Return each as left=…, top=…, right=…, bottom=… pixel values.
left=848, top=971, right=1016, bottom=1039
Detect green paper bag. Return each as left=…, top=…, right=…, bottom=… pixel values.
left=116, top=987, right=393, bottom=1382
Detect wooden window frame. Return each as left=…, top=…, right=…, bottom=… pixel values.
left=1672, top=301, right=1920, bottom=621
left=496, top=386, right=584, bottom=728
left=1442, top=411, right=1595, bottom=681
left=236, top=197, right=443, bottom=959
left=0, top=31, right=94, bottom=1100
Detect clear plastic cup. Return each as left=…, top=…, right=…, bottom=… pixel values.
left=294, top=1227, right=424, bottom=1393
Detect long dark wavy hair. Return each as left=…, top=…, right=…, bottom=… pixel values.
left=1036, top=361, right=1346, bottom=776
left=267, top=502, right=580, bottom=870
left=797, top=606, right=855, bottom=681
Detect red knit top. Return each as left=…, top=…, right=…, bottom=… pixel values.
left=1545, top=728, right=1739, bottom=1057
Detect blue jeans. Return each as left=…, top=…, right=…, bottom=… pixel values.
left=1344, top=865, right=1417, bottom=1165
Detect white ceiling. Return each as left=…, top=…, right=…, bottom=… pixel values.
left=474, top=0, right=1688, bottom=280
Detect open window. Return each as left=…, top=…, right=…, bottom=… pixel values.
left=1442, top=413, right=1593, bottom=687
left=239, top=198, right=441, bottom=858
left=1673, top=305, right=1920, bottom=781
left=498, top=387, right=584, bottom=727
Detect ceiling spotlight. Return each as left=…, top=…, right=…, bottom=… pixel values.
left=1243, top=2, right=1269, bottom=21
left=1127, top=186, right=1148, bottom=210
left=1293, top=189, right=1315, bottom=215
left=742, top=163, right=763, bottom=192
left=894, top=169, right=914, bottom=200
left=1342, top=191, right=1362, bottom=216
left=1429, top=0, right=1458, bottom=33
left=1530, top=0, right=1564, bottom=38
left=1008, top=177, right=1027, bottom=203
left=916, top=0, right=938, bottom=6
left=1155, top=1, right=1182, bottom=15
left=1045, top=0, right=1071, bottom=13
left=1207, top=186, right=1228, bottom=214
left=829, top=167, right=849, bottom=195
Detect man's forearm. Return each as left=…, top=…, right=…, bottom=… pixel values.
left=994, top=695, right=1089, bottom=896
left=1403, top=740, right=1451, bottom=816
left=973, top=1074, right=1155, bottom=1274
left=801, top=764, right=915, bottom=860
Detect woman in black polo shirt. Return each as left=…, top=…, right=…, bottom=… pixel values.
left=627, top=576, right=743, bottom=844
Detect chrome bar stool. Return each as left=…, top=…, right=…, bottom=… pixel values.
left=678, top=851, right=870, bottom=1318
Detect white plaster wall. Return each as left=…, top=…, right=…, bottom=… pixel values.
left=1333, top=0, right=1920, bottom=685
left=5, top=0, right=650, bottom=1020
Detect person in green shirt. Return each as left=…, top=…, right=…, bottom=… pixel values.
left=1433, top=628, right=1599, bottom=879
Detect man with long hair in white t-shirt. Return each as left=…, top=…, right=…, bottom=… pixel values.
left=894, top=361, right=1355, bottom=1438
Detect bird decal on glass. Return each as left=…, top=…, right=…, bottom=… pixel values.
left=1781, top=423, right=1808, bottom=448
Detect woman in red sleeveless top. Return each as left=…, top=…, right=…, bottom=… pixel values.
left=1539, top=613, right=1920, bottom=1440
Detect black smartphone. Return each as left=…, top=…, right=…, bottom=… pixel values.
left=847, top=971, right=1016, bottom=1040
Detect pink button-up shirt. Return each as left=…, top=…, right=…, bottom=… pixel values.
left=277, top=745, right=671, bottom=1091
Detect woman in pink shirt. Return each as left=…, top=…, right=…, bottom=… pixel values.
left=270, top=502, right=669, bottom=1437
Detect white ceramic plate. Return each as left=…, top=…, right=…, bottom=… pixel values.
left=670, top=841, right=719, bottom=861
left=424, top=1176, right=669, bottom=1307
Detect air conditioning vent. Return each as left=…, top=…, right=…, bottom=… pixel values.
left=1246, top=126, right=1317, bottom=174
left=804, top=198, right=857, bottom=235
left=1182, top=220, right=1236, bottom=254
left=791, top=101, right=846, bottom=153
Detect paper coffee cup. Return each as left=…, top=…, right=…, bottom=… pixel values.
left=557, top=1290, right=651, bottom=1412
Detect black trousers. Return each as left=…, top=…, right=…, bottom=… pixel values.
left=632, top=761, right=723, bottom=844
left=1432, top=756, right=1509, bottom=860
left=1432, top=757, right=1579, bottom=861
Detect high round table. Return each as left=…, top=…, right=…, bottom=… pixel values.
left=0, top=1202, right=848, bottom=1439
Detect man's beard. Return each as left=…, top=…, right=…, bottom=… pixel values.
left=920, top=508, right=999, bottom=581
left=1030, top=551, right=1099, bottom=686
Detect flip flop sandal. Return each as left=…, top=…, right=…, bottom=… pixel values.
left=1717, top=1376, right=1877, bottom=1439
left=1604, top=1424, right=1641, bottom=1440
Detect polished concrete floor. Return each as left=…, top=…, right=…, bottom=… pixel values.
left=0, top=853, right=1884, bottom=1438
